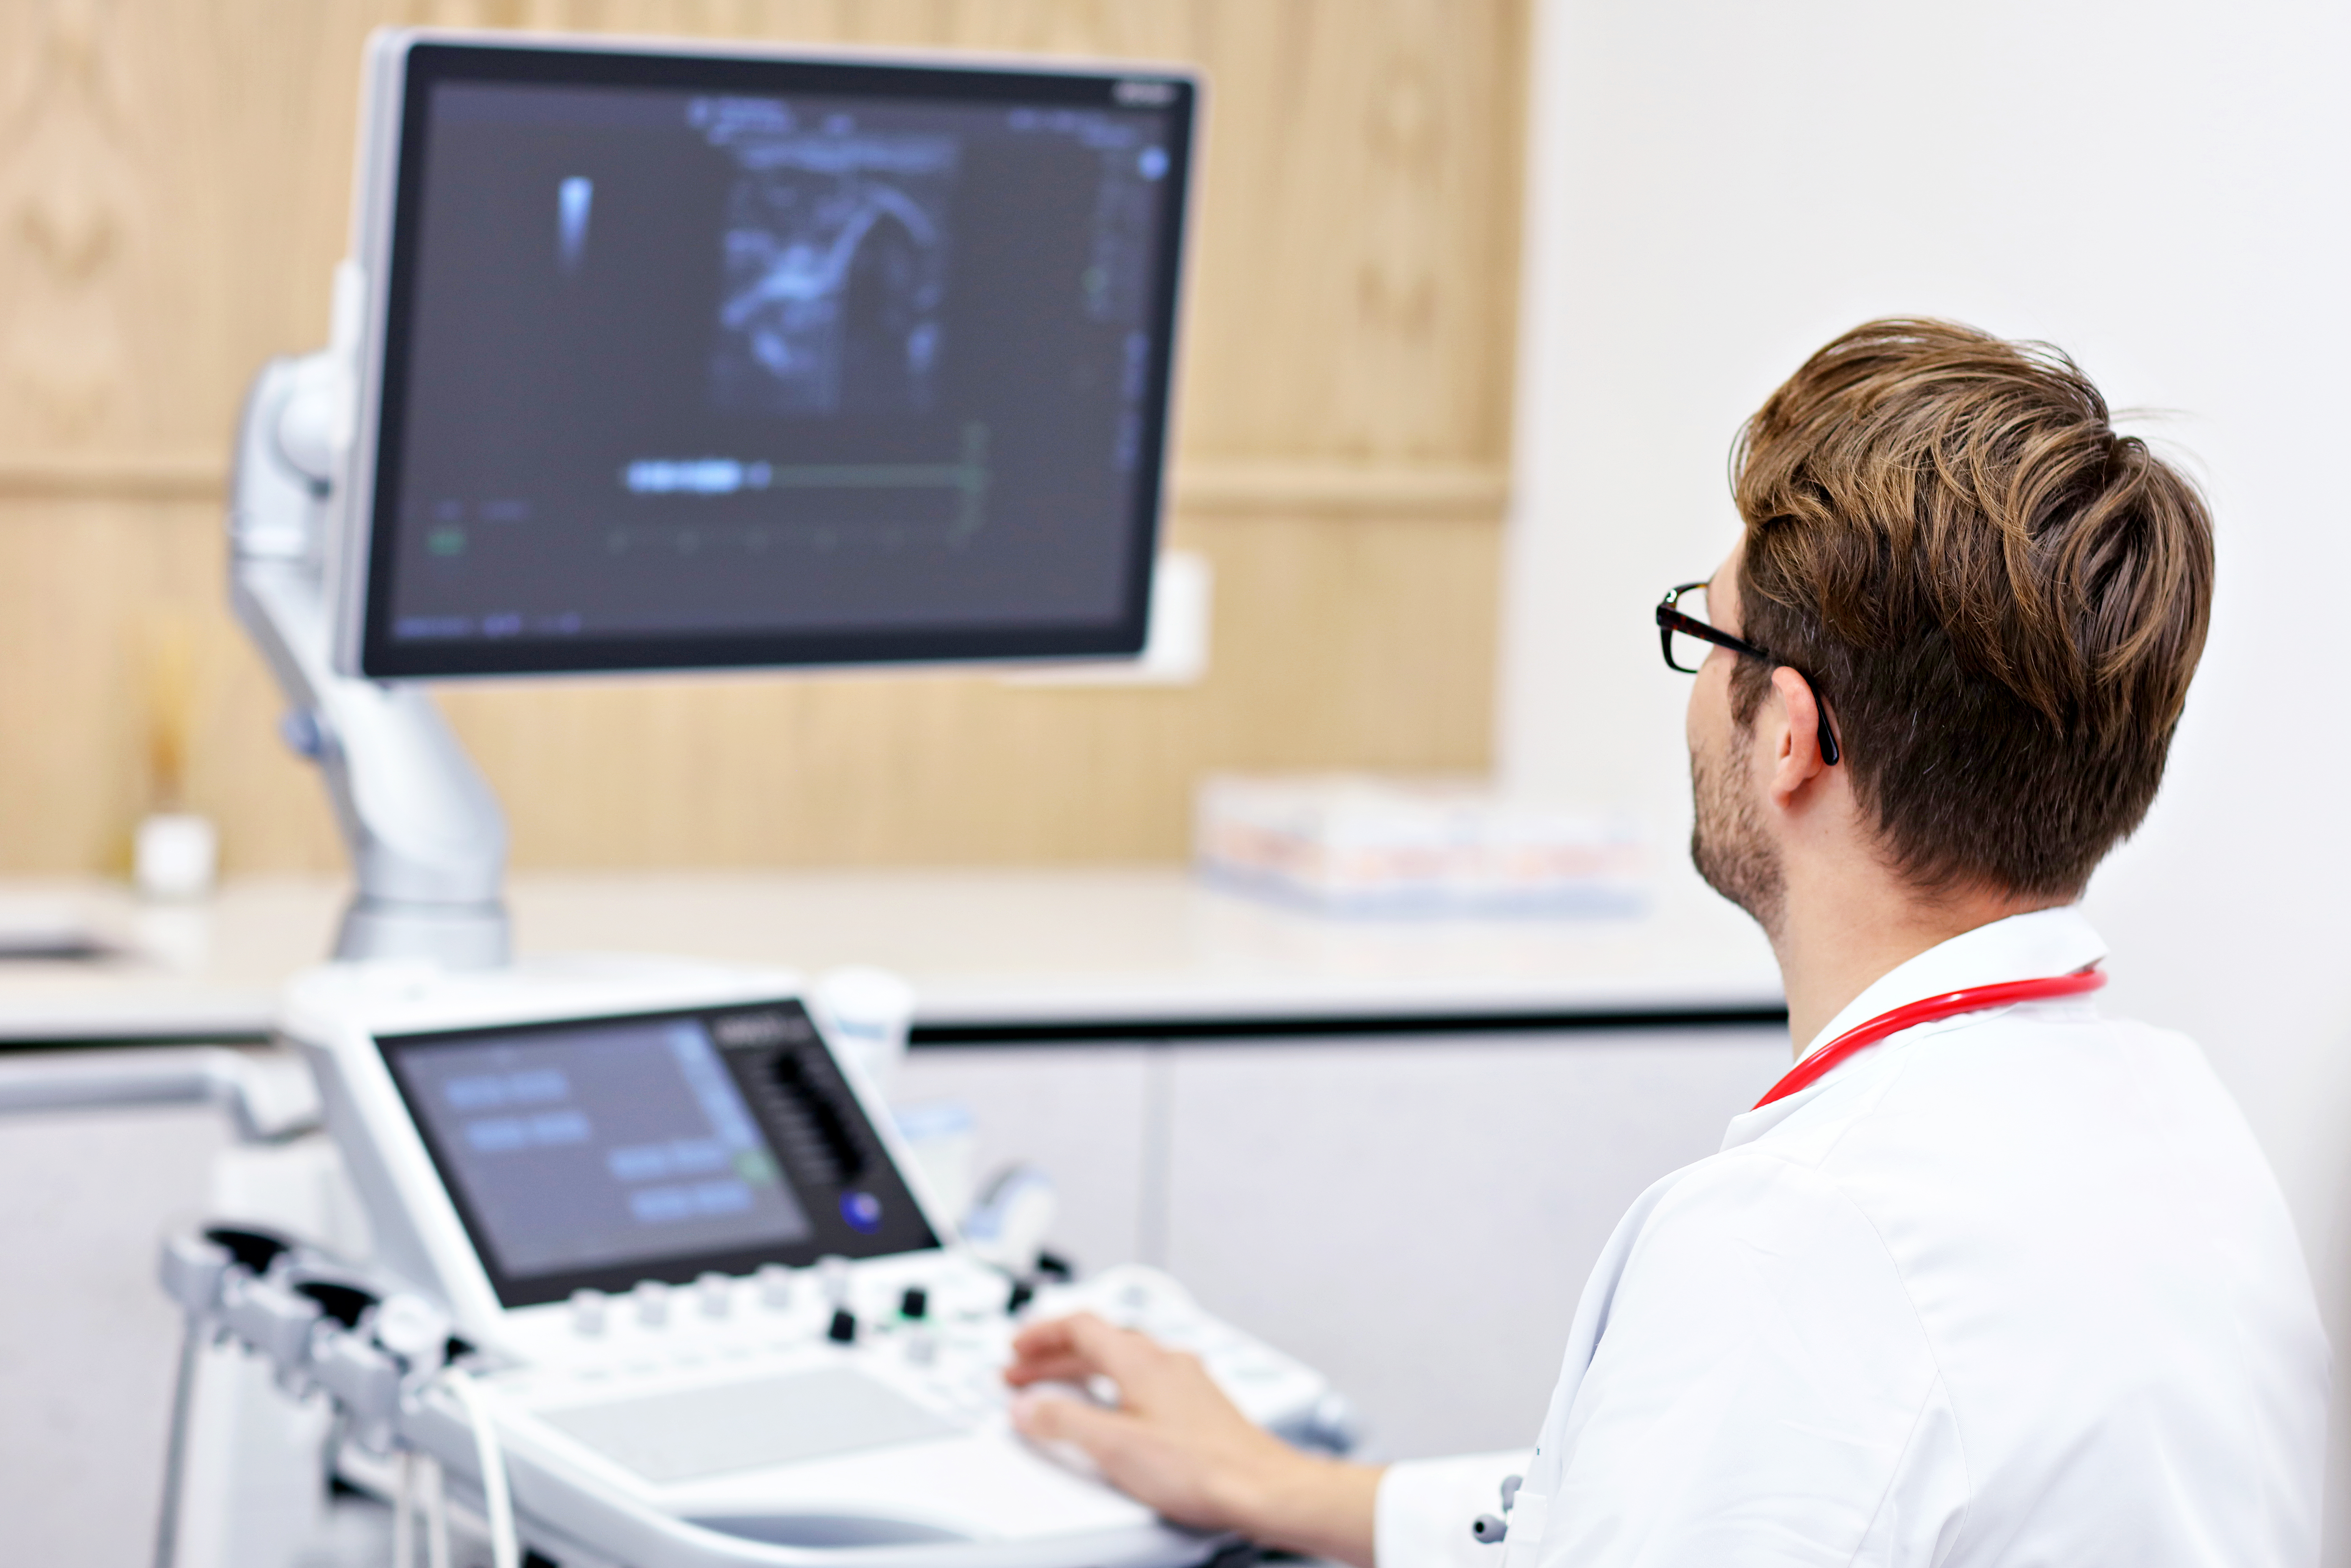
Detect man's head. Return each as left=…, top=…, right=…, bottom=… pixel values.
left=1687, top=319, right=2213, bottom=931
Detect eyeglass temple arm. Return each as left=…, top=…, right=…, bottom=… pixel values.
left=1800, top=674, right=1841, bottom=766
left=1657, top=596, right=1841, bottom=766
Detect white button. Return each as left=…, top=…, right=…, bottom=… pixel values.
left=697, top=1272, right=732, bottom=1319
left=633, top=1280, right=671, bottom=1328
left=757, top=1262, right=793, bottom=1310
left=819, top=1254, right=852, bottom=1307
left=570, top=1288, right=609, bottom=1337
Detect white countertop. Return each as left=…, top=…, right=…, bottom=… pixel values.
left=0, top=866, right=1783, bottom=1043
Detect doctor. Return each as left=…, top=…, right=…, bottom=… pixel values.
left=1003, top=319, right=2329, bottom=1565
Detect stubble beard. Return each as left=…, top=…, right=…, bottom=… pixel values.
left=1690, top=722, right=1787, bottom=942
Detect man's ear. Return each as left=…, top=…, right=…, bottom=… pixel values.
left=1765, top=665, right=1832, bottom=806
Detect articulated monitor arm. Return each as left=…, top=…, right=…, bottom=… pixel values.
left=228, top=349, right=511, bottom=968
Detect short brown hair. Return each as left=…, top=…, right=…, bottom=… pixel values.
left=1732, top=318, right=2213, bottom=899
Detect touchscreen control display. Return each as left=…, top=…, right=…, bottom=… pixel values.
left=381, top=1000, right=935, bottom=1306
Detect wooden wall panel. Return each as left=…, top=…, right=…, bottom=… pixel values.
left=0, top=0, right=1525, bottom=875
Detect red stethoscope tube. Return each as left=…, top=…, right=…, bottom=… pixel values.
left=1754, top=967, right=2108, bottom=1110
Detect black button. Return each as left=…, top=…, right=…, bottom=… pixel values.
left=827, top=1308, right=857, bottom=1344
left=1006, top=1280, right=1035, bottom=1314
left=900, top=1286, right=929, bottom=1321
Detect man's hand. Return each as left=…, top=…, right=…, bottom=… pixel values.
left=1004, top=1312, right=1381, bottom=1568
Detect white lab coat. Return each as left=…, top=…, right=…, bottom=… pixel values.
left=1375, top=907, right=2327, bottom=1568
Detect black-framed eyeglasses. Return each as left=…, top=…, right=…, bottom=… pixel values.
left=1656, top=581, right=1842, bottom=766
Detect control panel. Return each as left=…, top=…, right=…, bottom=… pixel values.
left=226, top=958, right=1352, bottom=1568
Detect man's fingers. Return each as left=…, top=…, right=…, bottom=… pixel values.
left=1005, top=1316, right=1101, bottom=1388
left=1052, top=1312, right=1167, bottom=1384
left=1003, top=1349, right=1095, bottom=1388
left=1008, top=1312, right=1164, bottom=1389
left=1009, top=1314, right=1084, bottom=1361
left=1010, top=1388, right=1138, bottom=1464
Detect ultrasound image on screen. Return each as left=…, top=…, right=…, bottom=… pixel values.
left=387, top=1017, right=814, bottom=1282
left=697, top=98, right=955, bottom=420
left=362, top=53, right=1191, bottom=676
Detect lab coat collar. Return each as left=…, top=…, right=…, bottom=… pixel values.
left=1798, top=904, right=2107, bottom=1061
left=1721, top=905, right=2108, bottom=1150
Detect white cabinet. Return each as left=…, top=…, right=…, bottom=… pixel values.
left=0, top=1023, right=1787, bottom=1557
left=901, top=1026, right=1788, bottom=1458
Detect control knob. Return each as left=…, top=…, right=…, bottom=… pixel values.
left=570, top=1288, right=609, bottom=1337
left=633, top=1279, right=670, bottom=1328
left=757, top=1262, right=792, bottom=1310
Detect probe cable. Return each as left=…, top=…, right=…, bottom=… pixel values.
left=421, top=1453, right=451, bottom=1568
left=393, top=1449, right=454, bottom=1568
left=393, top=1451, right=415, bottom=1568
left=441, top=1368, right=520, bottom=1568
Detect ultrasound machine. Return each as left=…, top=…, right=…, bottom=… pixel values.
left=160, top=28, right=1352, bottom=1568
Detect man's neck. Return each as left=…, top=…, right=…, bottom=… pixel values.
left=1769, top=862, right=2062, bottom=1056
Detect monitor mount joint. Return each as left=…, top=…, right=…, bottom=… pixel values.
left=229, top=331, right=511, bottom=970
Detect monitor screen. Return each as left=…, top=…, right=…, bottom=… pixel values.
left=354, top=41, right=1195, bottom=678
left=380, top=999, right=938, bottom=1307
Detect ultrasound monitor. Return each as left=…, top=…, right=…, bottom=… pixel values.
left=228, top=29, right=1197, bottom=964
left=337, top=34, right=1197, bottom=679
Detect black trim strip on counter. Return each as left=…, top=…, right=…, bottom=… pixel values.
left=0, top=1005, right=1790, bottom=1056
left=910, top=1005, right=1788, bottom=1047
left=0, top=1031, right=274, bottom=1053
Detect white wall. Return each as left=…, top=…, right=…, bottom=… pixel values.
left=1496, top=0, right=2351, bottom=1551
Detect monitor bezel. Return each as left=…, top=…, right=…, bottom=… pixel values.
left=335, top=31, right=1199, bottom=681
